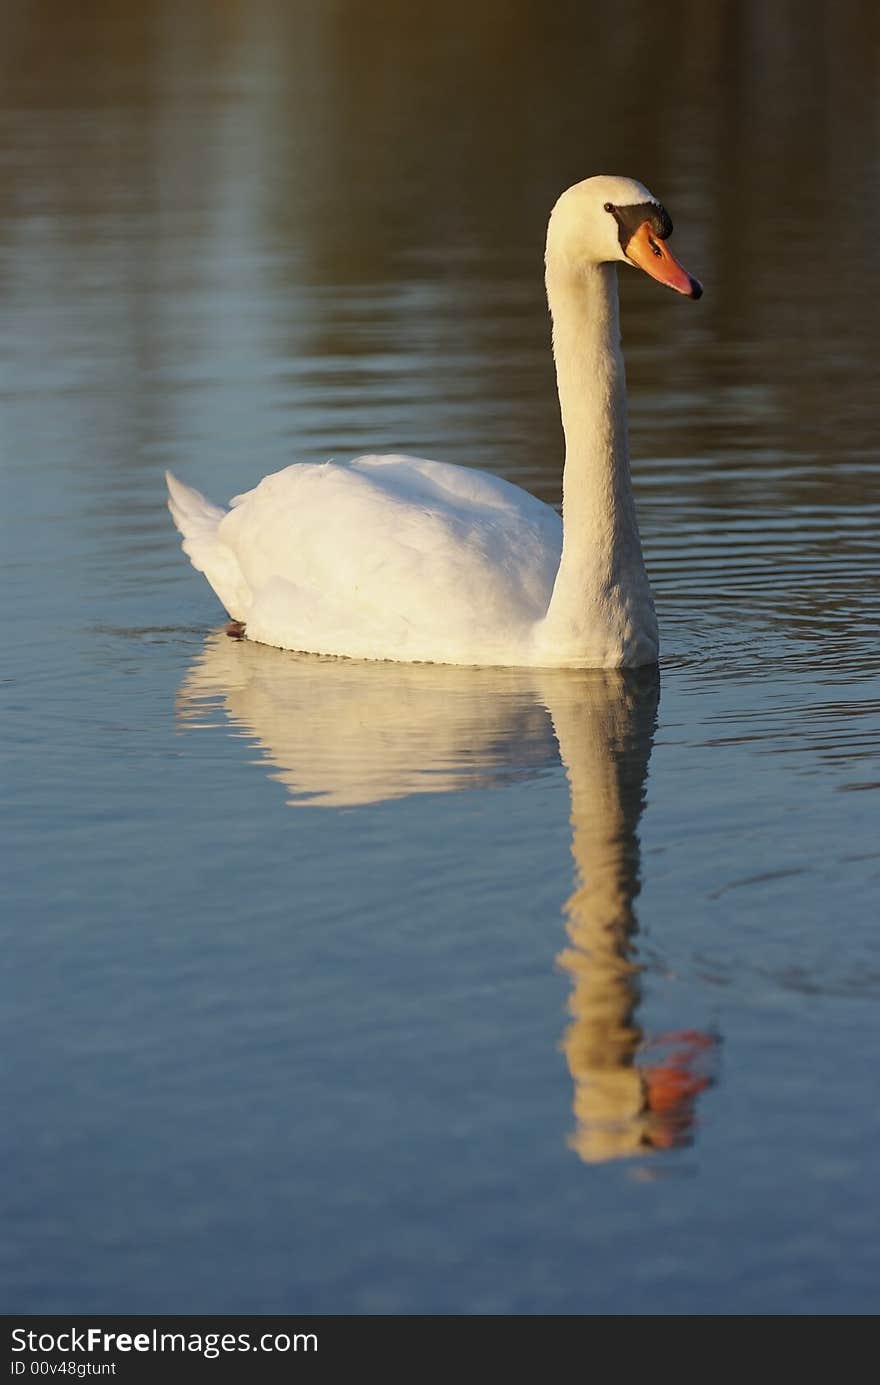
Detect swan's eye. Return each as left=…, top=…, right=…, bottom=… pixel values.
left=647, top=234, right=663, bottom=258
left=604, top=201, right=614, bottom=212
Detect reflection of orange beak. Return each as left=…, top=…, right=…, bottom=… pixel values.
left=641, top=1028, right=718, bottom=1150
left=626, top=221, right=703, bottom=299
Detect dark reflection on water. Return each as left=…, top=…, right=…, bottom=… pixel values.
left=2, top=0, right=880, bottom=1313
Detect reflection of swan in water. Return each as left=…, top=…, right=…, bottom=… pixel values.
left=551, top=673, right=716, bottom=1162
left=176, top=634, right=558, bottom=806
left=179, top=634, right=717, bottom=1159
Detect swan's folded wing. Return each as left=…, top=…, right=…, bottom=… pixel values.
left=217, top=456, right=562, bottom=661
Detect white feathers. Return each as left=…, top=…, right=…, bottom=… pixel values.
left=167, top=176, right=672, bottom=669
left=165, top=471, right=249, bottom=622
left=167, top=456, right=562, bottom=664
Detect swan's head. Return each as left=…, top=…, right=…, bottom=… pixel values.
left=547, top=175, right=702, bottom=299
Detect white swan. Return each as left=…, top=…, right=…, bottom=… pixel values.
left=167, top=175, right=701, bottom=668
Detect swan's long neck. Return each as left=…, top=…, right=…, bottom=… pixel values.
left=539, top=259, right=656, bottom=665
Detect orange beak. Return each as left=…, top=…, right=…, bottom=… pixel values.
left=626, top=221, right=702, bottom=299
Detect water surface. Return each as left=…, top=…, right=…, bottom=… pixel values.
left=2, top=0, right=879, bottom=1314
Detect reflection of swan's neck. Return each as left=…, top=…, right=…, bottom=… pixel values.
left=541, top=261, right=652, bottom=653
left=550, top=671, right=716, bottom=1164
left=551, top=682, right=643, bottom=949
left=550, top=677, right=646, bottom=1022
left=547, top=672, right=655, bottom=1163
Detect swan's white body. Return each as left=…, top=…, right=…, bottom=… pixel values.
left=168, top=175, right=700, bottom=668
left=168, top=456, right=563, bottom=664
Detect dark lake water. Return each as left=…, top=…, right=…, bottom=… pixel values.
left=2, top=0, right=879, bottom=1314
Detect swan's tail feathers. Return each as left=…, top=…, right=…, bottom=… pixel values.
left=166, top=471, right=225, bottom=546
left=166, top=471, right=249, bottom=622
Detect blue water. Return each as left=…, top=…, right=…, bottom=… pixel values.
left=2, top=0, right=879, bottom=1314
